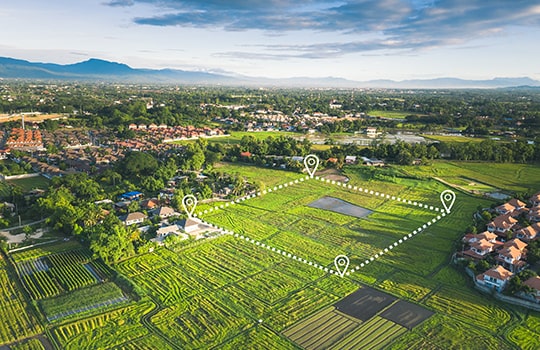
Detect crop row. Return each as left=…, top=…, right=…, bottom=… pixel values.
left=20, top=270, right=61, bottom=299
left=132, top=265, right=207, bottom=305
left=152, top=294, right=252, bottom=348
left=47, top=251, right=96, bottom=291
left=425, top=286, right=512, bottom=333
left=10, top=241, right=83, bottom=263
left=52, top=302, right=153, bottom=350
left=0, top=257, right=41, bottom=345
left=220, top=326, right=296, bottom=350
left=237, top=269, right=307, bottom=305
left=39, top=282, right=125, bottom=319
left=332, top=316, right=406, bottom=350
left=115, top=252, right=170, bottom=277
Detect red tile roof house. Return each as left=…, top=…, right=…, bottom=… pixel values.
left=462, top=231, right=502, bottom=259
left=530, top=191, right=540, bottom=207
left=515, top=223, right=540, bottom=241
left=528, top=207, right=540, bottom=223
left=463, top=239, right=500, bottom=260
left=495, top=239, right=528, bottom=273
left=476, top=265, right=514, bottom=292
left=487, top=214, right=518, bottom=237
left=523, top=276, right=540, bottom=303
left=495, top=199, right=527, bottom=215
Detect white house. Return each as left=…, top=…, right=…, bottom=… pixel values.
left=487, top=214, right=518, bottom=235
left=121, top=212, right=147, bottom=226
left=476, top=265, right=513, bottom=292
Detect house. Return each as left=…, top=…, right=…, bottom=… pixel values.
left=463, top=231, right=498, bottom=244
left=155, top=224, right=188, bottom=240
left=464, top=239, right=498, bottom=259
left=120, top=191, right=143, bottom=201
left=327, top=158, right=338, bottom=164
left=528, top=206, right=540, bottom=222
left=523, top=276, right=540, bottom=302
left=496, top=239, right=528, bottom=273
left=141, top=198, right=160, bottom=210
left=240, top=151, right=252, bottom=158
left=476, top=265, right=514, bottom=292
left=487, top=214, right=518, bottom=235
left=120, top=212, right=147, bottom=226
left=179, top=218, right=201, bottom=234
left=530, top=191, right=540, bottom=207
left=152, top=206, right=177, bottom=219
left=365, top=127, right=377, bottom=138
left=495, top=199, right=526, bottom=215
left=345, top=155, right=357, bottom=164
left=515, top=223, right=540, bottom=241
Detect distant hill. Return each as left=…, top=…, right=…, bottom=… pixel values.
left=0, top=56, right=539, bottom=88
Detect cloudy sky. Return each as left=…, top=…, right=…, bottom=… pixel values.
left=1, top=0, right=539, bottom=80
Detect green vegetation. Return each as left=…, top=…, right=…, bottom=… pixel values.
left=0, top=255, right=41, bottom=346
left=8, top=176, right=50, bottom=192
left=39, top=282, right=124, bottom=319
left=51, top=302, right=155, bottom=350
left=9, top=338, right=45, bottom=350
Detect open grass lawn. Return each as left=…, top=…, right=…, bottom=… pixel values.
left=8, top=176, right=49, bottom=192
left=368, top=110, right=422, bottom=119
left=175, top=130, right=301, bottom=145
left=422, top=134, right=487, bottom=143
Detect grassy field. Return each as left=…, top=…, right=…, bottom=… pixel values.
left=5, top=160, right=538, bottom=349
left=0, top=255, right=42, bottom=346
left=8, top=176, right=50, bottom=192
left=175, top=130, right=301, bottom=145
left=422, top=134, right=486, bottom=143
left=368, top=110, right=419, bottom=119
left=398, top=160, right=540, bottom=193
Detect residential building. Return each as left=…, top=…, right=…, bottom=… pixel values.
left=120, top=212, right=147, bottom=226
left=476, top=265, right=514, bottom=292
left=496, top=239, right=528, bottom=273
left=515, top=223, right=540, bottom=241
left=487, top=214, right=518, bottom=235
left=530, top=191, right=540, bottom=207
left=523, top=276, right=540, bottom=303
left=495, top=199, right=526, bottom=215
left=151, top=206, right=177, bottom=219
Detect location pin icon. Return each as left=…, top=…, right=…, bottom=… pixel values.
left=334, top=255, right=350, bottom=278
left=182, top=194, right=198, bottom=218
left=304, top=154, right=320, bottom=178
left=440, top=190, right=456, bottom=213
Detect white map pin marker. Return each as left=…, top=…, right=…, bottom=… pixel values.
left=182, top=194, right=198, bottom=218
left=304, top=154, right=320, bottom=178
left=440, top=190, right=456, bottom=213
left=334, top=255, right=350, bottom=278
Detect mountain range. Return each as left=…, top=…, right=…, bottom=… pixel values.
left=1, top=56, right=539, bottom=89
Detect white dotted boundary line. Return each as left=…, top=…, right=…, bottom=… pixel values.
left=194, top=176, right=312, bottom=218
left=195, top=217, right=345, bottom=277
left=196, top=211, right=446, bottom=278
left=345, top=212, right=446, bottom=276
left=194, top=174, right=445, bottom=217
left=313, top=176, right=444, bottom=213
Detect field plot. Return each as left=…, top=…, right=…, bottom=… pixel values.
left=283, top=307, right=361, bottom=350
left=380, top=300, right=434, bottom=329
left=13, top=248, right=108, bottom=300
left=0, top=255, right=42, bottom=346
left=334, top=287, right=397, bottom=322
left=51, top=302, right=154, bottom=350
left=308, top=196, right=373, bottom=218
left=200, top=178, right=437, bottom=276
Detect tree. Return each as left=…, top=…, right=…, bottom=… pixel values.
left=117, top=151, right=158, bottom=178
left=87, top=215, right=135, bottom=263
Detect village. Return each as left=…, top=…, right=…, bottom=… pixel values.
left=458, top=192, right=540, bottom=305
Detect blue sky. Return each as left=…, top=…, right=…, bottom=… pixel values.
left=1, top=0, right=539, bottom=80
